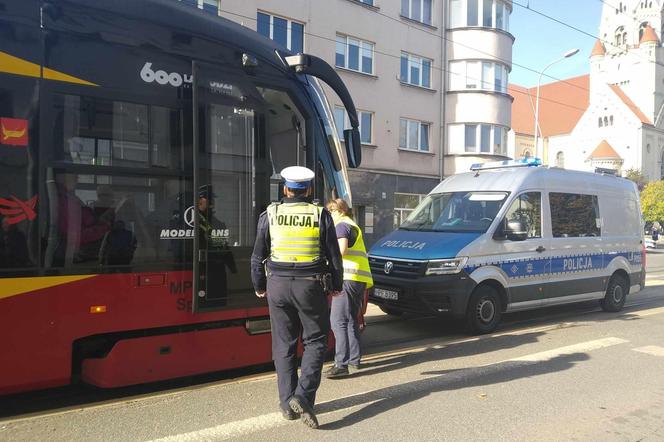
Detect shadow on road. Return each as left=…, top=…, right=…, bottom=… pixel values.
left=319, top=351, right=589, bottom=430
left=352, top=331, right=545, bottom=379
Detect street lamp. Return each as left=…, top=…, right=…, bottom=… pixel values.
left=533, top=48, right=580, bottom=159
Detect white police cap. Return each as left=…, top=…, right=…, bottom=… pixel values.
left=281, top=166, right=315, bottom=189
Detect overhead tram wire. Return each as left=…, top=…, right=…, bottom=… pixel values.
left=366, top=4, right=591, bottom=94
left=219, top=8, right=590, bottom=113
left=219, top=5, right=594, bottom=95
left=512, top=0, right=664, bottom=71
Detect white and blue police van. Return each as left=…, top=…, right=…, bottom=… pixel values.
left=368, top=159, right=645, bottom=333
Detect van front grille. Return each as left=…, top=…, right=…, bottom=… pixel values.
left=369, top=256, right=426, bottom=279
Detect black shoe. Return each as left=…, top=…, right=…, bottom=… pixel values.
left=348, top=363, right=361, bottom=374
left=325, top=365, right=349, bottom=379
left=281, top=407, right=299, bottom=421
left=288, top=396, right=319, bottom=429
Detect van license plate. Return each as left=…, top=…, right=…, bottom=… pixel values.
left=374, top=288, right=398, bottom=300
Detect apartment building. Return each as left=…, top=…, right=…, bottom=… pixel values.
left=180, top=0, right=513, bottom=245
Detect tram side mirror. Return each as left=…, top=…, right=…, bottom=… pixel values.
left=495, top=219, right=528, bottom=241
left=343, top=128, right=362, bottom=169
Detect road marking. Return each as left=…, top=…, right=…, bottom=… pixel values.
left=150, top=399, right=382, bottom=442
left=148, top=337, right=628, bottom=441
left=507, top=337, right=628, bottom=362
left=151, top=412, right=286, bottom=441
left=633, top=345, right=664, bottom=357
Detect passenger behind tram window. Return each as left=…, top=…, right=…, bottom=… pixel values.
left=93, top=185, right=116, bottom=225
left=0, top=215, right=30, bottom=269
left=53, top=174, right=111, bottom=265
left=98, top=220, right=137, bottom=266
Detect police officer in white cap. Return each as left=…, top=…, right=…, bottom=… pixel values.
left=250, top=166, right=343, bottom=429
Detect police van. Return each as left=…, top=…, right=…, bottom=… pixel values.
left=368, top=159, right=645, bottom=333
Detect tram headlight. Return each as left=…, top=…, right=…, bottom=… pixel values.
left=425, top=257, right=468, bottom=275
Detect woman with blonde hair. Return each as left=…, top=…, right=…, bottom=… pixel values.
left=325, top=198, right=373, bottom=378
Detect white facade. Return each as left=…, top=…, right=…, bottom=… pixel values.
left=445, top=0, right=514, bottom=176
left=521, top=0, right=664, bottom=181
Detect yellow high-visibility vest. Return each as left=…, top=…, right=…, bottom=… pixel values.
left=335, top=215, right=373, bottom=288
left=267, top=202, right=323, bottom=263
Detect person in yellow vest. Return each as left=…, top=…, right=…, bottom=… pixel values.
left=250, top=166, right=343, bottom=429
left=324, top=198, right=373, bottom=378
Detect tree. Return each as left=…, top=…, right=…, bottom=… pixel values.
left=641, top=180, right=664, bottom=223
left=624, top=168, right=647, bottom=191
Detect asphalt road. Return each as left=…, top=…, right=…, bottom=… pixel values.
left=3, top=253, right=664, bottom=441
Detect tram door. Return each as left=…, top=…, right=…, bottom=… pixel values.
left=192, top=62, right=258, bottom=311
left=191, top=61, right=309, bottom=312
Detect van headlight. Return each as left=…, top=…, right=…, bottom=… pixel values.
left=425, top=257, right=468, bottom=275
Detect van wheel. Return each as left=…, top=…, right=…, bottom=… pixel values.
left=600, top=275, right=628, bottom=312
left=466, top=285, right=502, bottom=334
left=379, top=306, right=404, bottom=317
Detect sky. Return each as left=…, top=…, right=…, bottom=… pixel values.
left=510, top=0, right=603, bottom=87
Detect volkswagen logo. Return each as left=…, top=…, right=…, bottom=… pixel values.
left=384, top=261, right=394, bottom=274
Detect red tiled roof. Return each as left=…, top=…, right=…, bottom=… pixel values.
left=509, top=74, right=589, bottom=137
left=591, top=39, right=606, bottom=56
left=588, top=140, right=621, bottom=160
left=608, top=84, right=652, bottom=125
left=640, top=25, right=659, bottom=44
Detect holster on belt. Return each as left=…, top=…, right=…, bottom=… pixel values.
left=318, top=273, right=332, bottom=293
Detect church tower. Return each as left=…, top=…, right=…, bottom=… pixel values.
left=595, top=0, right=663, bottom=125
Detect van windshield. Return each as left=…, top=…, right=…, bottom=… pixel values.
left=399, top=191, right=509, bottom=233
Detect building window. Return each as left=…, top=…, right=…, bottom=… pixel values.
left=394, top=193, right=426, bottom=228
left=449, top=60, right=508, bottom=93
left=556, top=151, right=565, bottom=168
left=179, top=0, right=219, bottom=14
left=401, top=0, right=433, bottom=25
left=449, top=0, right=510, bottom=31
left=598, top=117, right=603, bottom=127
left=334, top=106, right=373, bottom=145
left=614, top=26, right=624, bottom=46
left=202, top=0, right=218, bottom=14
left=610, top=115, right=614, bottom=125
left=604, top=116, right=608, bottom=126
left=400, top=52, right=432, bottom=88
left=335, top=34, right=374, bottom=74
left=449, top=123, right=507, bottom=156
left=549, top=193, right=601, bottom=238
left=399, top=118, right=430, bottom=151
left=353, top=205, right=374, bottom=234
left=257, top=12, right=304, bottom=53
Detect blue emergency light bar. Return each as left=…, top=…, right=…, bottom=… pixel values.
left=470, top=157, right=542, bottom=171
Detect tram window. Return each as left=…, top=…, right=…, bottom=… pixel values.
left=45, top=172, right=191, bottom=270
left=54, top=95, right=183, bottom=169
left=151, top=106, right=185, bottom=169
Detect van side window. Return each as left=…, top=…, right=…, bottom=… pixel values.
left=504, top=192, right=541, bottom=238
left=550, top=193, right=601, bottom=238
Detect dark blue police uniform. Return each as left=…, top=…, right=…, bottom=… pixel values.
left=251, top=188, right=342, bottom=427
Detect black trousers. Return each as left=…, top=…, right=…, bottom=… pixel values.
left=266, top=274, right=330, bottom=411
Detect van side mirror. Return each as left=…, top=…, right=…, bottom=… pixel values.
left=343, top=128, right=362, bottom=169
left=495, top=219, right=528, bottom=241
